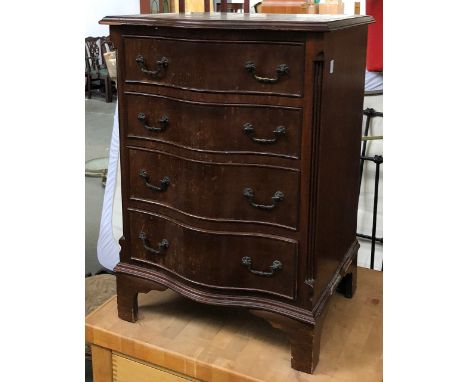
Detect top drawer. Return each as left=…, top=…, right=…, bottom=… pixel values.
left=122, top=36, right=305, bottom=97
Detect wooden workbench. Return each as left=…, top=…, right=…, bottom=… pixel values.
left=86, top=267, right=382, bottom=381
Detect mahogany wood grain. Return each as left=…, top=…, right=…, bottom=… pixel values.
left=102, top=13, right=373, bottom=374
left=115, top=261, right=315, bottom=324
left=126, top=147, right=300, bottom=229
left=100, top=13, right=373, bottom=32
left=122, top=136, right=300, bottom=172
left=310, top=25, right=369, bottom=305
left=127, top=200, right=298, bottom=238
left=114, top=240, right=357, bottom=327
left=296, top=33, right=324, bottom=309
left=122, top=36, right=304, bottom=96
left=124, top=81, right=304, bottom=108
left=126, top=209, right=298, bottom=299
left=117, top=26, right=308, bottom=48
left=125, top=92, right=302, bottom=159
left=250, top=304, right=330, bottom=374
left=116, top=271, right=167, bottom=322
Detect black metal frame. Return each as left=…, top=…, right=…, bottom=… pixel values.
left=357, top=108, right=383, bottom=271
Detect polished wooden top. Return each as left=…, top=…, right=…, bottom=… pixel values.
left=99, top=12, right=373, bottom=31
left=86, top=267, right=382, bottom=381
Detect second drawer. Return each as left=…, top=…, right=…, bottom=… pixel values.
left=127, top=147, right=300, bottom=230
left=125, top=93, right=302, bottom=159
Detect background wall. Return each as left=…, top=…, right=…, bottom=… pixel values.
left=343, top=0, right=366, bottom=15
left=86, top=0, right=140, bottom=37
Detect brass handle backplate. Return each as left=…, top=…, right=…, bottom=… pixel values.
left=139, top=169, right=170, bottom=192
left=243, top=187, right=284, bottom=210
left=139, top=231, right=169, bottom=255
left=244, top=61, right=289, bottom=84
left=243, top=123, right=286, bottom=144
left=241, top=256, right=282, bottom=277
left=136, top=54, right=169, bottom=77
left=137, top=112, right=169, bottom=132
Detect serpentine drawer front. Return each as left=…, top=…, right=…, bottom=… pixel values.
left=122, top=36, right=304, bottom=96
left=125, top=93, right=302, bottom=159
left=127, top=147, right=300, bottom=230
left=128, top=209, right=298, bottom=300
left=101, top=12, right=373, bottom=374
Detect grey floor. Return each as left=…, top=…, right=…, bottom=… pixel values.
left=85, top=96, right=116, bottom=275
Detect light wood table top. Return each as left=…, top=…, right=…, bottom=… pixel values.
left=86, top=267, right=382, bottom=382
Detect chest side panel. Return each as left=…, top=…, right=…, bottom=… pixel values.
left=310, top=26, right=368, bottom=304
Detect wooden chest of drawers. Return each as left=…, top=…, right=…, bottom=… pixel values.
left=100, top=12, right=372, bottom=374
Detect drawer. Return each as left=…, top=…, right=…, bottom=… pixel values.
left=112, top=353, right=197, bottom=382
left=127, top=147, right=300, bottom=230
left=125, top=93, right=302, bottom=159
left=122, top=37, right=304, bottom=96
left=128, top=209, right=298, bottom=299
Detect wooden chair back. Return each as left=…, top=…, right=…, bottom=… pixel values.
left=100, top=36, right=115, bottom=70
left=85, top=37, right=101, bottom=73
left=151, top=0, right=172, bottom=12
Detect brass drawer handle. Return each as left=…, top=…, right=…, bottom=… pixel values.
left=139, top=169, right=170, bottom=192
left=136, top=55, right=169, bottom=77
left=243, top=123, right=286, bottom=144
left=139, top=231, right=169, bottom=255
left=244, top=61, right=289, bottom=84
left=137, top=113, right=169, bottom=132
left=243, top=188, right=284, bottom=210
left=241, top=256, right=282, bottom=277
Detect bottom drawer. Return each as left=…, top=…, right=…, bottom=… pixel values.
left=127, top=209, right=298, bottom=300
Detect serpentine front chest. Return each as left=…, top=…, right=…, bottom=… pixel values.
left=100, top=11, right=372, bottom=374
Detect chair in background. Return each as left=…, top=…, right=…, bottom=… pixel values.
left=100, top=36, right=116, bottom=102
left=85, top=36, right=115, bottom=102
left=150, top=0, right=172, bottom=12
left=85, top=37, right=103, bottom=99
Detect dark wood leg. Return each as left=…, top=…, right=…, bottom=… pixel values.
left=116, top=272, right=167, bottom=322
left=109, top=77, right=114, bottom=102
left=338, top=254, right=358, bottom=299
left=250, top=307, right=329, bottom=374
left=86, top=74, right=92, bottom=99
left=105, top=76, right=112, bottom=103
